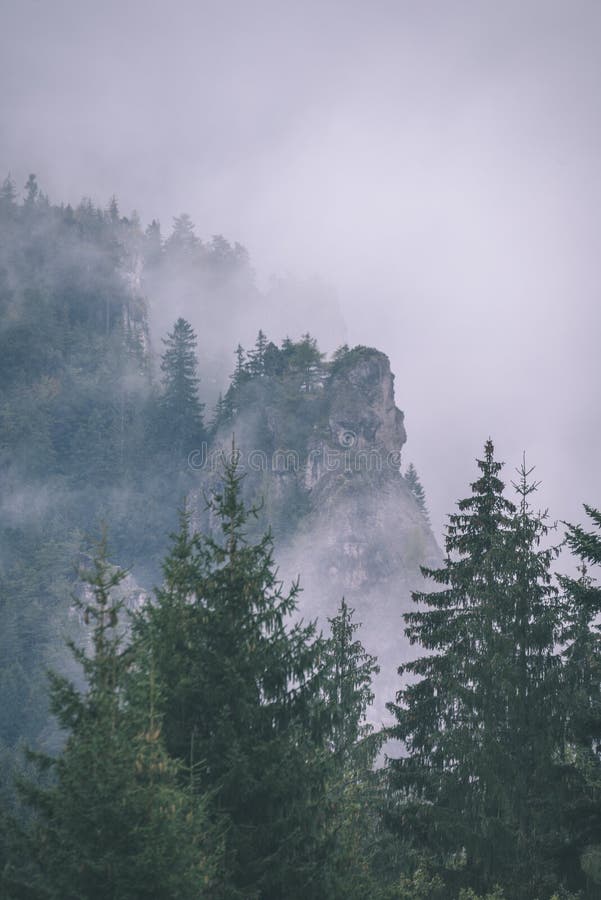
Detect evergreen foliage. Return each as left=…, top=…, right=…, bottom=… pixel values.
left=405, top=462, right=430, bottom=521
left=132, top=448, right=331, bottom=899
left=159, top=317, right=205, bottom=461
left=247, top=329, right=269, bottom=376
left=4, top=171, right=601, bottom=898
left=322, top=599, right=380, bottom=768
left=318, top=601, right=387, bottom=899
left=556, top=507, right=601, bottom=891
left=6, top=536, right=217, bottom=900
left=386, top=442, right=562, bottom=898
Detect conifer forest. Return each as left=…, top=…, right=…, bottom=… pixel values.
left=2, top=3, right=601, bottom=898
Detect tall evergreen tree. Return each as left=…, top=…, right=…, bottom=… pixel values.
left=231, top=343, right=248, bottom=389
left=132, top=449, right=330, bottom=899
left=405, top=462, right=430, bottom=522
left=221, top=344, right=249, bottom=423
left=7, top=536, right=217, bottom=900
left=322, top=599, right=380, bottom=768
left=318, top=601, right=385, bottom=899
left=502, top=460, right=563, bottom=892
left=556, top=507, right=601, bottom=891
left=386, top=442, right=562, bottom=898
left=159, top=317, right=205, bottom=461
left=247, top=329, right=269, bottom=377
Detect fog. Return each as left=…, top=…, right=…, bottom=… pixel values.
left=2, top=0, right=600, bottom=538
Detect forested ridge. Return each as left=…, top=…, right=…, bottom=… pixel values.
left=2, top=177, right=601, bottom=898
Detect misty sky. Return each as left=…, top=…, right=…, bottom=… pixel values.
left=2, top=0, right=600, bottom=538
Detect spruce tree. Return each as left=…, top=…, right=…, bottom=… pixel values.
left=159, top=317, right=205, bottom=461
left=319, top=601, right=385, bottom=899
left=133, top=448, right=330, bottom=899
left=247, top=329, right=269, bottom=377
left=502, top=461, right=563, bottom=893
left=386, top=442, right=561, bottom=898
left=8, top=536, right=217, bottom=900
left=231, top=342, right=248, bottom=390
left=556, top=507, right=601, bottom=891
left=221, top=344, right=249, bottom=423
left=405, top=462, right=430, bottom=522
left=322, top=599, right=380, bottom=768
left=292, top=333, right=324, bottom=391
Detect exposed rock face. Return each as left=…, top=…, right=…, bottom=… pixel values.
left=195, top=347, right=441, bottom=723
left=304, top=350, right=406, bottom=492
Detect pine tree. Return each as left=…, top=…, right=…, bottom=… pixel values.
left=247, top=329, right=269, bottom=377
left=8, top=536, right=217, bottom=900
left=222, top=344, right=249, bottom=423
left=319, top=601, right=385, bottom=899
left=293, top=333, right=325, bottom=391
left=405, top=462, right=430, bottom=522
left=503, top=460, right=563, bottom=893
left=132, top=448, right=330, bottom=898
left=556, top=507, right=601, bottom=890
left=386, top=442, right=562, bottom=898
left=159, top=317, right=205, bottom=461
left=231, top=342, right=248, bottom=389
left=322, top=599, right=380, bottom=768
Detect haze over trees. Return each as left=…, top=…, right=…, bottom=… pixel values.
left=2, top=177, right=601, bottom=897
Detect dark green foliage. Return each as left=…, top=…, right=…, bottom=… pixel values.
left=158, top=317, right=205, bottom=462
left=386, top=442, right=562, bottom=898
left=133, top=450, right=330, bottom=899
left=6, top=536, right=216, bottom=900
left=556, top=507, right=601, bottom=892
left=322, top=599, right=380, bottom=767
left=318, top=601, right=388, bottom=899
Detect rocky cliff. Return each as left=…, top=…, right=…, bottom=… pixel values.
left=194, top=345, right=441, bottom=723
